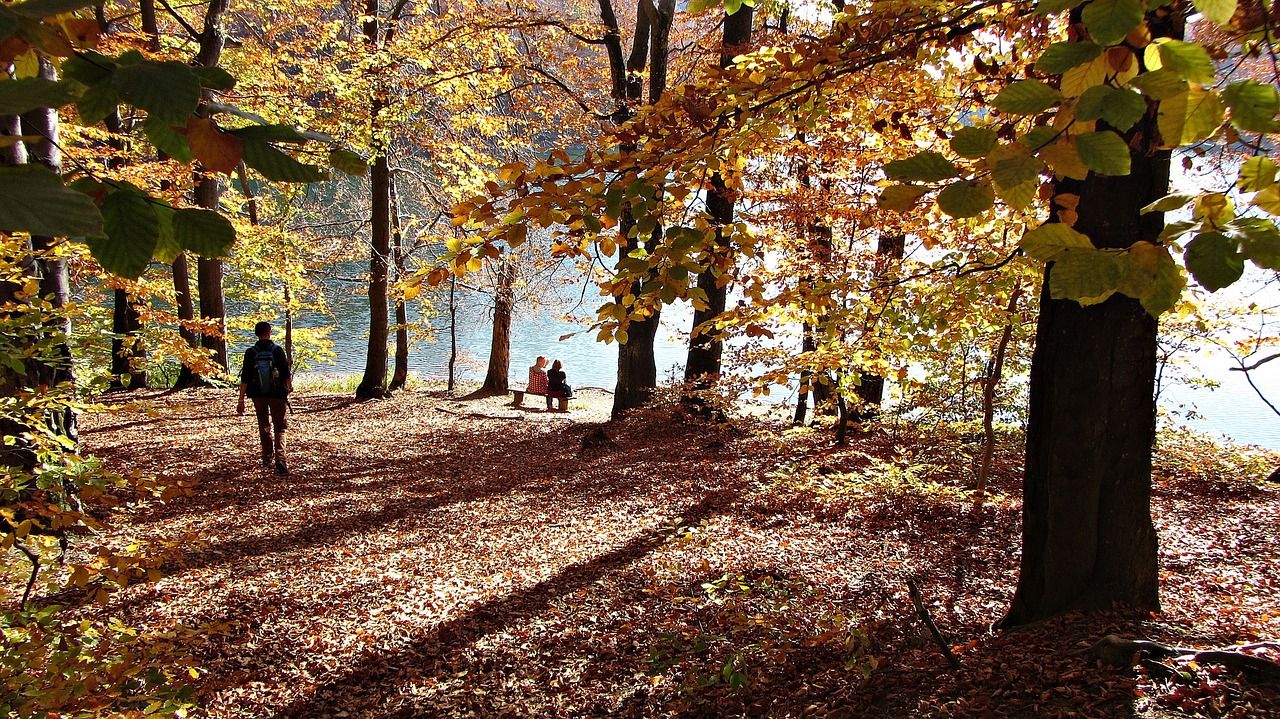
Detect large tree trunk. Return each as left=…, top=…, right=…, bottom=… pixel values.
left=850, top=233, right=905, bottom=419
left=1000, top=5, right=1177, bottom=627
left=171, top=253, right=205, bottom=389
left=683, top=5, right=752, bottom=415
left=22, top=56, right=75, bottom=442
left=356, top=0, right=391, bottom=400
left=110, top=288, right=147, bottom=390
left=480, top=256, right=514, bottom=394
left=194, top=0, right=230, bottom=373
left=607, top=0, right=672, bottom=419
left=388, top=174, right=410, bottom=392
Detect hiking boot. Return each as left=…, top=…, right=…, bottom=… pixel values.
left=262, top=455, right=273, bottom=471
left=275, top=458, right=289, bottom=476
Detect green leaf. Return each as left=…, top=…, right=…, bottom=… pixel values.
left=60, top=51, right=114, bottom=86
left=1193, top=0, right=1237, bottom=26
left=0, top=77, right=78, bottom=114
left=1157, top=86, right=1224, bottom=147
left=95, top=187, right=161, bottom=279
left=241, top=139, right=326, bottom=183
left=1075, top=85, right=1147, bottom=131
left=172, top=208, right=235, bottom=257
left=936, top=179, right=995, bottom=218
left=949, top=126, right=998, bottom=159
left=1230, top=217, right=1280, bottom=270
left=992, top=153, right=1044, bottom=189
left=1240, top=156, right=1278, bottom=192
left=1184, top=231, right=1244, bottom=291
left=152, top=204, right=181, bottom=264
left=0, top=164, right=103, bottom=237
left=231, top=124, right=309, bottom=144
left=1140, top=193, right=1195, bottom=214
left=883, top=152, right=958, bottom=182
left=1035, top=0, right=1086, bottom=14
left=1222, top=80, right=1279, bottom=133
left=1049, top=248, right=1120, bottom=305
left=877, top=184, right=928, bottom=212
left=1128, top=69, right=1189, bottom=100
left=1116, top=243, right=1185, bottom=315
left=1035, top=41, right=1104, bottom=73
left=75, top=81, right=118, bottom=125
left=1146, top=39, right=1216, bottom=84
left=1020, top=223, right=1095, bottom=261
left=193, top=66, right=236, bottom=91
left=993, top=79, right=1062, bottom=115
left=329, top=149, right=368, bottom=176
left=1075, top=131, right=1131, bottom=175
left=7, top=0, right=99, bottom=18
left=112, top=61, right=201, bottom=124
left=143, top=117, right=192, bottom=163
left=1085, top=0, right=1146, bottom=45
left=1082, top=0, right=1145, bottom=46
left=1018, top=126, right=1060, bottom=151
left=1159, top=220, right=1200, bottom=242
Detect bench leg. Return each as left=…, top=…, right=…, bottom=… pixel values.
left=513, top=391, right=524, bottom=407
left=558, top=397, right=568, bottom=412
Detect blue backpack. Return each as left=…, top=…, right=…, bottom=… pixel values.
left=252, top=345, right=280, bottom=394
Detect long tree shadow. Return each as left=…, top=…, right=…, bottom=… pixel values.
left=269, top=492, right=731, bottom=719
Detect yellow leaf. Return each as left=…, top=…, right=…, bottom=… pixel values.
left=1062, top=55, right=1108, bottom=98
left=1039, top=139, right=1091, bottom=181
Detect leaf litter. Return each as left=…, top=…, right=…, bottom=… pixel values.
left=63, top=389, right=1280, bottom=718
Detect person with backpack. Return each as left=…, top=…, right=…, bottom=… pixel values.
left=237, top=321, right=293, bottom=475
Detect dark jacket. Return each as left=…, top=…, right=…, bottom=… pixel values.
left=548, top=368, right=567, bottom=393
left=240, top=340, right=291, bottom=399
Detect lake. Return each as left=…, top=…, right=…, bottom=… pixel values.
left=295, top=278, right=1279, bottom=450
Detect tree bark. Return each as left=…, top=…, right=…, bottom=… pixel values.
left=607, top=0, right=672, bottom=419
left=356, top=0, right=391, bottom=399
left=1000, top=5, right=1177, bottom=627
left=110, top=288, right=147, bottom=390
left=851, top=233, right=905, bottom=419
left=22, top=56, right=75, bottom=441
left=389, top=174, right=410, bottom=392
left=171, top=253, right=206, bottom=389
left=684, top=5, right=753, bottom=415
left=194, top=0, right=231, bottom=373
left=480, top=256, right=514, bottom=394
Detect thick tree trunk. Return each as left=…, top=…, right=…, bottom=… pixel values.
left=1000, top=6, right=1177, bottom=628
left=22, top=56, right=75, bottom=441
left=110, top=288, right=147, bottom=390
left=684, top=6, right=752, bottom=414
left=851, top=233, right=905, bottom=419
left=356, top=0, right=391, bottom=399
left=171, top=253, right=206, bottom=389
left=608, top=0, right=672, bottom=419
left=194, top=0, right=230, bottom=373
left=794, top=322, right=815, bottom=425
left=389, top=174, right=409, bottom=392
left=480, top=257, right=514, bottom=394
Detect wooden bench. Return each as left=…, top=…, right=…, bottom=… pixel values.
left=511, top=386, right=571, bottom=411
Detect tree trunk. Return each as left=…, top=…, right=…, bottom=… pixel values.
left=607, top=0, right=672, bottom=419
left=684, top=5, right=752, bottom=415
left=794, top=322, right=815, bottom=425
left=1000, top=5, right=1177, bottom=627
left=480, top=256, right=514, bottom=394
left=447, top=275, right=457, bottom=393
left=22, top=56, right=75, bottom=441
left=171, top=253, right=205, bottom=388
left=356, top=0, right=391, bottom=399
left=110, top=288, right=147, bottom=390
left=389, top=174, right=410, bottom=392
left=851, top=233, right=905, bottom=419
left=194, top=0, right=230, bottom=373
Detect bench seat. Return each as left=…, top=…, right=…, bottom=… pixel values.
left=510, top=387, right=571, bottom=411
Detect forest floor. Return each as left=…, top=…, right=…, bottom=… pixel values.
left=65, top=388, right=1280, bottom=718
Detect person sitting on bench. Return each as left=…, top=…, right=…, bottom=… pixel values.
left=546, top=359, right=574, bottom=410
left=528, top=356, right=548, bottom=395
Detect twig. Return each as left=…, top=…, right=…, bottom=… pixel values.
left=906, top=578, right=961, bottom=669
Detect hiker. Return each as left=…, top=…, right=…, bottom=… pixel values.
left=527, top=356, right=549, bottom=395
left=546, top=359, right=574, bottom=410
left=237, top=321, right=293, bottom=475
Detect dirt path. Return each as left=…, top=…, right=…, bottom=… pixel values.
left=77, top=390, right=1280, bottom=718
